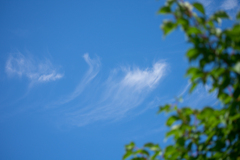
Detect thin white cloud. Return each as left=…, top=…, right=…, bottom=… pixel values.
left=38, top=73, right=63, bottom=82
left=175, top=82, right=218, bottom=109
left=140, top=81, right=218, bottom=116
left=64, top=60, right=167, bottom=126
left=122, top=63, right=166, bottom=90
left=197, top=0, right=240, bottom=17
left=5, top=52, right=63, bottom=83
left=197, top=0, right=212, bottom=8
left=56, top=53, right=101, bottom=105
left=221, top=0, right=238, bottom=10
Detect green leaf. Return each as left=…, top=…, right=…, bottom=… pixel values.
left=165, top=145, right=175, bottom=155
left=158, top=104, right=171, bottom=113
left=161, top=20, right=177, bottom=36
left=233, top=86, right=240, bottom=99
left=233, top=62, right=240, bottom=74
left=151, top=151, right=161, bottom=160
left=231, top=114, right=240, bottom=121
left=210, top=27, right=222, bottom=36
left=136, top=149, right=149, bottom=156
left=198, top=107, right=214, bottom=120
left=212, top=11, right=230, bottom=19
left=166, top=0, right=176, bottom=6
left=166, top=115, right=179, bottom=126
left=123, top=151, right=133, bottom=159
left=144, top=142, right=155, bottom=148
left=187, top=27, right=201, bottom=35
left=125, top=142, right=135, bottom=151
left=132, top=158, right=146, bottom=160
left=186, top=48, right=199, bottom=60
left=193, top=2, right=205, bottom=14
left=123, top=1, right=240, bottom=159
left=176, top=137, right=185, bottom=146
left=225, top=24, right=240, bottom=37
left=177, top=18, right=189, bottom=28
left=144, top=143, right=161, bottom=151
left=186, top=67, right=200, bottom=75
left=181, top=2, right=193, bottom=11
left=189, top=82, right=197, bottom=93
left=236, top=11, right=240, bottom=19
left=181, top=108, right=193, bottom=115
left=159, top=6, right=171, bottom=14
left=166, top=128, right=179, bottom=137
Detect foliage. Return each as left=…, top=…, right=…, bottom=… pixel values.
left=123, top=0, right=240, bottom=159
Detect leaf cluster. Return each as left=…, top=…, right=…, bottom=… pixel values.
left=123, top=0, right=240, bottom=159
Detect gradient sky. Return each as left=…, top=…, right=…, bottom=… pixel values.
left=0, top=0, right=239, bottom=159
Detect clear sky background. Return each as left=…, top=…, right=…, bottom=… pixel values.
left=0, top=0, right=239, bottom=159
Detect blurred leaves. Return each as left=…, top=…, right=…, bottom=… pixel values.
left=158, top=6, right=171, bottom=14
left=161, top=20, right=177, bottom=35
left=123, top=0, right=240, bottom=159
left=192, top=2, right=205, bottom=15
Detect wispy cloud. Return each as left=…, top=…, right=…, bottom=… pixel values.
left=57, top=53, right=101, bottom=104
left=197, top=0, right=213, bottom=8
left=175, top=82, right=218, bottom=109
left=197, top=0, right=240, bottom=17
left=220, top=0, right=239, bottom=10
left=5, top=52, right=63, bottom=83
left=62, top=58, right=167, bottom=126
left=142, top=81, right=218, bottom=116
left=122, top=63, right=166, bottom=90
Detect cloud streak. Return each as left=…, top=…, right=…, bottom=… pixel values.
left=63, top=59, right=167, bottom=126
left=176, top=82, right=218, bottom=109
left=122, top=63, right=166, bottom=90
left=5, top=52, right=63, bottom=83
left=197, top=0, right=240, bottom=17
left=220, top=0, right=238, bottom=10
left=56, top=53, right=101, bottom=105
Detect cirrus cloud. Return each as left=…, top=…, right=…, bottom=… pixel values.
left=59, top=55, right=167, bottom=126
left=5, top=52, right=64, bottom=83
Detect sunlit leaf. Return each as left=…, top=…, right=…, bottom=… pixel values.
left=123, top=151, right=132, bottom=159
left=193, top=2, right=205, bottom=14
left=144, top=143, right=161, bottom=151
left=123, top=1, right=240, bottom=159
left=159, top=6, right=171, bottom=14
left=236, top=11, right=240, bottom=19
left=234, top=62, right=240, bottom=74
left=166, top=115, right=179, bottom=126
left=161, top=20, right=177, bottom=35
left=186, top=48, right=199, bottom=60
left=212, top=11, right=230, bottom=19
left=125, top=142, right=135, bottom=151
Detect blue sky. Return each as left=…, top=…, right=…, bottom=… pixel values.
left=0, top=0, right=239, bottom=159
